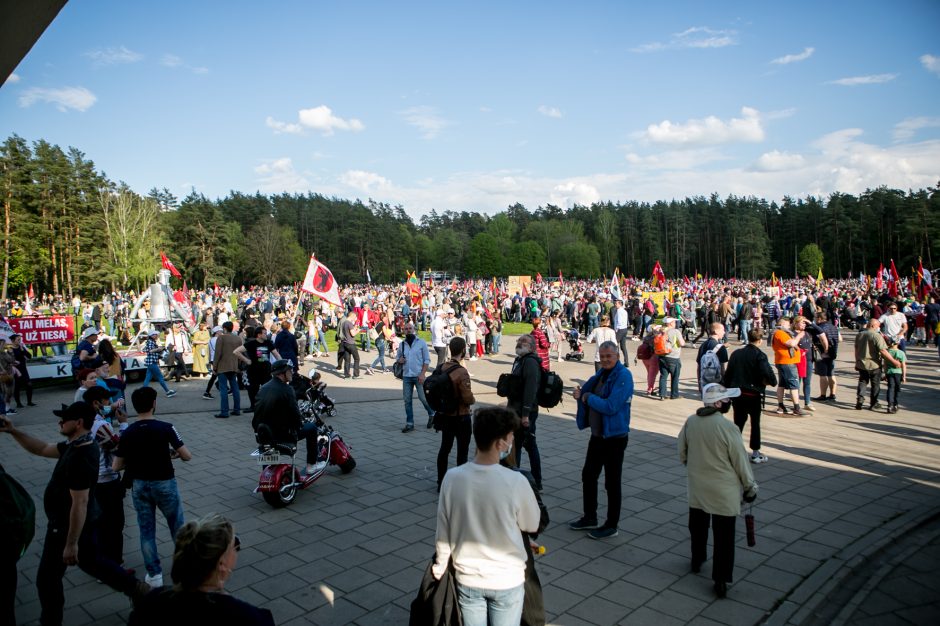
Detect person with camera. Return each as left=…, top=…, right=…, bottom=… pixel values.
left=252, top=359, right=323, bottom=477
left=678, top=383, right=759, bottom=599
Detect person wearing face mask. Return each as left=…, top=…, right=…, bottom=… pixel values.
left=396, top=321, right=434, bottom=433
left=83, top=386, right=129, bottom=566
left=569, top=341, right=633, bottom=540
left=432, top=407, right=541, bottom=626
left=677, top=383, right=758, bottom=600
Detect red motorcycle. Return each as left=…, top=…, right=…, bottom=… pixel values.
left=252, top=371, right=355, bottom=508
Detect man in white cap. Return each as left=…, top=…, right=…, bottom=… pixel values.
left=677, top=383, right=758, bottom=599
left=141, top=329, right=176, bottom=397
left=71, top=327, right=100, bottom=376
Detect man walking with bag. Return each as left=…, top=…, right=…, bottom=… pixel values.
left=433, top=337, right=475, bottom=491
left=507, top=334, right=544, bottom=492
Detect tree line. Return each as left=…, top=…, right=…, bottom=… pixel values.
left=2, top=133, right=938, bottom=298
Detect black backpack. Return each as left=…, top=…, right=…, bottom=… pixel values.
left=423, top=363, right=461, bottom=414
left=497, top=354, right=564, bottom=409
left=0, top=464, right=36, bottom=561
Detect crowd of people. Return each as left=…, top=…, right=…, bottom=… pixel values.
left=1, top=271, right=937, bottom=624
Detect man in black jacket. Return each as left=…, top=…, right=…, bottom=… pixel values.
left=722, top=329, right=777, bottom=464
left=507, top=335, right=543, bottom=491
left=252, top=360, right=322, bottom=476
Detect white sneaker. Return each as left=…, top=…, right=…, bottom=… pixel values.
left=144, top=573, right=163, bottom=587
left=469, top=357, right=477, bottom=361
left=750, top=452, right=768, bottom=464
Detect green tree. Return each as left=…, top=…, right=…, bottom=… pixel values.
left=797, top=243, right=824, bottom=278
left=464, top=233, right=502, bottom=277
left=506, top=241, right=546, bottom=277
left=556, top=241, right=600, bottom=277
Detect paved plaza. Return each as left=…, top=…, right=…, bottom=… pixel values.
left=5, top=334, right=940, bottom=625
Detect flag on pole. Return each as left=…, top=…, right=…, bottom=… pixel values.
left=406, top=271, right=421, bottom=304
left=651, top=261, right=666, bottom=288
left=160, top=251, right=182, bottom=278
left=366, top=268, right=372, bottom=283
left=816, top=267, right=823, bottom=288
left=610, top=267, right=622, bottom=301
left=301, top=255, right=342, bottom=306
left=876, top=263, right=884, bottom=290
left=917, top=258, right=931, bottom=300
left=888, top=259, right=900, bottom=298
left=558, top=270, right=563, bottom=286
left=535, top=272, right=543, bottom=284
left=491, top=276, right=497, bottom=295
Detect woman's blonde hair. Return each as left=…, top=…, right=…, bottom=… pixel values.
left=171, top=514, right=234, bottom=590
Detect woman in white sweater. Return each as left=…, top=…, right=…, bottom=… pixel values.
left=433, top=407, right=540, bottom=625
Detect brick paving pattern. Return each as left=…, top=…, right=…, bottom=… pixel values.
left=5, top=333, right=940, bottom=625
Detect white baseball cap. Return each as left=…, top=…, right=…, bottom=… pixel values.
left=702, top=383, right=741, bottom=405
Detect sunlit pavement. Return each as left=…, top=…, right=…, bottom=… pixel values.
left=6, top=335, right=940, bottom=625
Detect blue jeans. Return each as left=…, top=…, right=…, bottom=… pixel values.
left=491, top=332, right=501, bottom=354
left=403, top=376, right=433, bottom=426
left=131, top=478, right=185, bottom=577
left=738, top=318, right=751, bottom=341
left=371, top=338, right=387, bottom=370
left=311, top=334, right=328, bottom=354
left=217, top=371, right=241, bottom=415
left=457, top=583, right=525, bottom=626
left=142, top=362, right=170, bottom=392
left=659, top=356, right=681, bottom=399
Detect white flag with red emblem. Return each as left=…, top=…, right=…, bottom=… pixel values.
left=301, top=255, right=342, bottom=306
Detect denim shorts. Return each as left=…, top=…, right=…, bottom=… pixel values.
left=776, top=364, right=799, bottom=390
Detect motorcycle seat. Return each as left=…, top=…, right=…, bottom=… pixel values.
left=254, top=424, right=298, bottom=456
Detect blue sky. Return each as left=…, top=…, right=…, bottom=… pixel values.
left=2, top=0, right=939, bottom=217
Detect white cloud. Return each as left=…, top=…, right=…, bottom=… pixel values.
left=298, top=105, right=364, bottom=135
left=265, top=105, right=364, bottom=137
left=771, top=47, right=814, bottom=65
left=265, top=116, right=303, bottom=135
left=161, top=53, right=208, bottom=74
left=538, top=105, right=562, bottom=119
left=625, top=148, right=729, bottom=170
left=921, top=54, right=940, bottom=76
left=161, top=54, right=183, bottom=68
left=253, top=158, right=309, bottom=193
left=639, top=106, right=764, bottom=145
left=892, top=116, right=940, bottom=142
left=18, top=86, right=97, bottom=112
left=828, top=73, right=897, bottom=86
left=400, top=106, right=451, bottom=139
left=339, top=170, right=392, bottom=194
left=550, top=182, right=600, bottom=207
left=6, top=73, right=20, bottom=83
left=751, top=150, right=806, bottom=172
left=86, top=46, right=142, bottom=65
left=632, top=26, right=737, bottom=53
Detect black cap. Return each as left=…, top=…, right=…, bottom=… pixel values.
left=270, top=359, right=292, bottom=375
left=52, top=401, right=97, bottom=423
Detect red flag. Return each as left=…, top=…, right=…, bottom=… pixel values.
left=558, top=270, right=564, bottom=285
left=521, top=281, right=530, bottom=297
left=651, top=261, right=666, bottom=288
left=888, top=259, right=900, bottom=298
left=28, top=283, right=35, bottom=299
left=161, top=251, right=182, bottom=278
left=301, top=255, right=342, bottom=306
left=535, top=272, right=543, bottom=283
left=876, top=263, right=884, bottom=290
left=213, top=282, right=221, bottom=297
left=182, top=280, right=190, bottom=301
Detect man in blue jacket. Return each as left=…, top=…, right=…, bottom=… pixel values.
left=569, top=340, right=633, bottom=539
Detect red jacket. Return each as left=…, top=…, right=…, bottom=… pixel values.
left=531, top=328, right=550, bottom=371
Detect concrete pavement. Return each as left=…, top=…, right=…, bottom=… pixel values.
left=5, top=332, right=940, bottom=625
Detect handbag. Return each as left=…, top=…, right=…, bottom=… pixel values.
left=368, top=328, right=379, bottom=340
left=392, top=361, right=404, bottom=380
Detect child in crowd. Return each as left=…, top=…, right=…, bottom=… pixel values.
left=884, top=337, right=906, bottom=414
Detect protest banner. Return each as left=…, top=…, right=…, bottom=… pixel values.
left=8, top=315, right=75, bottom=345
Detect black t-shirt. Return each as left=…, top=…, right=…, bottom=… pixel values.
left=114, top=419, right=185, bottom=481
left=44, top=436, right=100, bottom=529
left=926, top=303, right=940, bottom=323
left=129, top=588, right=274, bottom=626
left=696, top=337, right=729, bottom=365
left=244, top=339, right=274, bottom=372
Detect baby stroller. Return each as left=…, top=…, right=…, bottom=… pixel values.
left=564, top=329, right=584, bottom=361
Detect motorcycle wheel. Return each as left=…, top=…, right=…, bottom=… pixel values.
left=262, top=469, right=297, bottom=508
left=339, top=456, right=357, bottom=474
